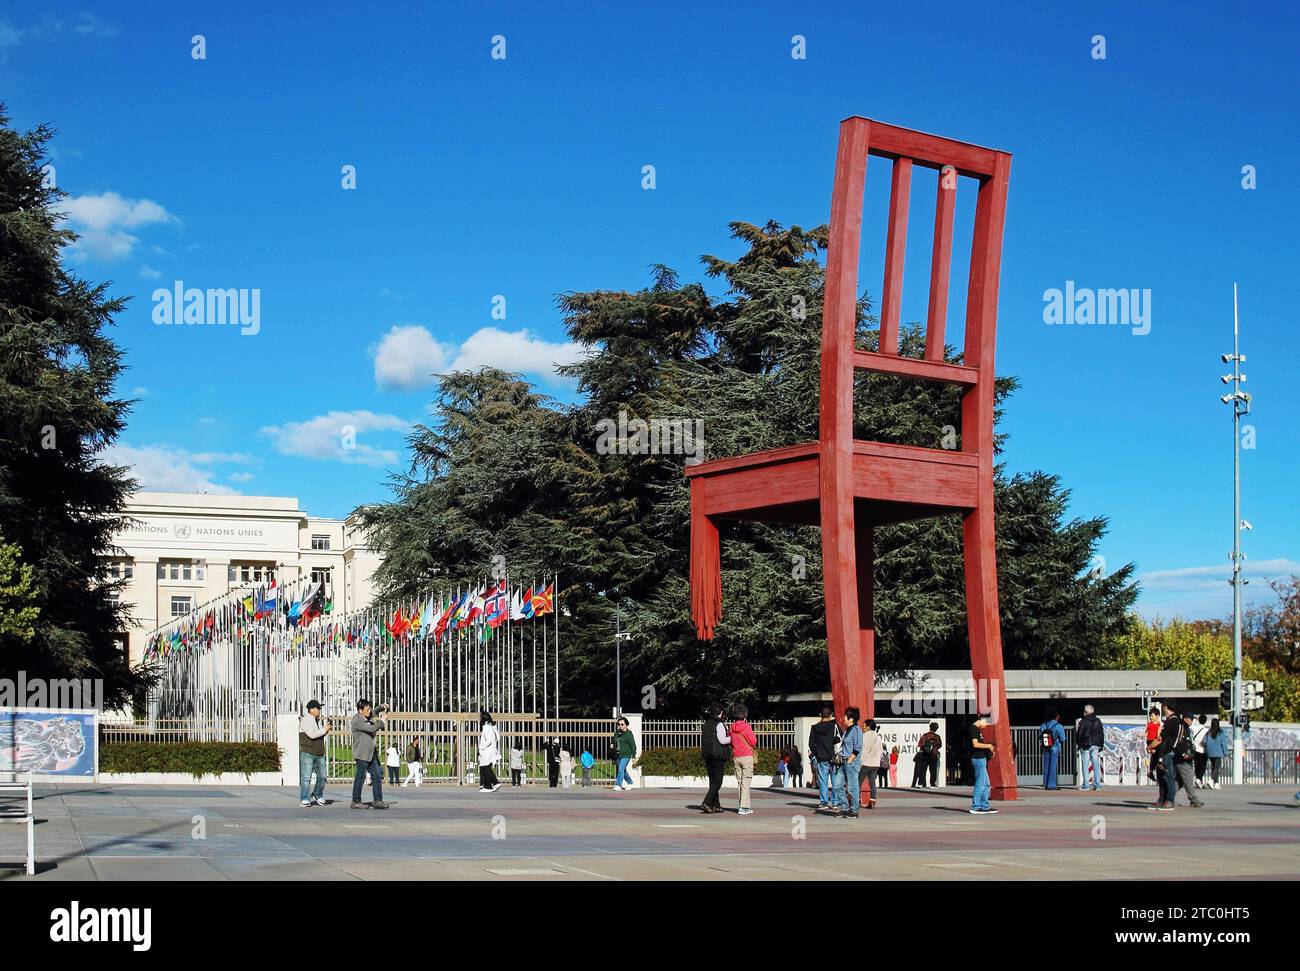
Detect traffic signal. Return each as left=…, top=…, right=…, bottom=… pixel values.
left=1219, top=679, right=1233, bottom=711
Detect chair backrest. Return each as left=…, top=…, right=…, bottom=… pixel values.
left=819, top=117, right=1011, bottom=459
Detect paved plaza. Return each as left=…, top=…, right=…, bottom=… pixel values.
left=3, top=781, right=1298, bottom=881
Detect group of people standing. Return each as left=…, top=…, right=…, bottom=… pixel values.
left=1145, top=702, right=1225, bottom=810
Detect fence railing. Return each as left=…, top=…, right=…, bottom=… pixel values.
left=100, top=716, right=274, bottom=745
left=641, top=718, right=795, bottom=753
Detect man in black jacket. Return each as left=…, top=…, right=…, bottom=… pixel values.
left=808, top=707, right=841, bottom=812
left=699, top=705, right=731, bottom=813
left=1075, top=705, right=1105, bottom=791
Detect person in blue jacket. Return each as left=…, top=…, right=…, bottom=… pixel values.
left=1039, top=709, right=1067, bottom=790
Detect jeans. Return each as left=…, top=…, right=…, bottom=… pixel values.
left=616, top=756, right=633, bottom=788
left=827, top=763, right=847, bottom=808
left=1043, top=748, right=1059, bottom=789
left=1209, top=757, right=1222, bottom=783
left=838, top=760, right=861, bottom=812
left=815, top=759, right=834, bottom=804
left=1079, top=746, right=1102, bottom=790
left=1160, top=753, right=1179, bottom=804
left=352, top=755, right=382, bottom=803
left=299, top=751, right=327, bottom=802
left=971, top=757, right=990, bottom=810
left=387, top=766, right=399, bottom=784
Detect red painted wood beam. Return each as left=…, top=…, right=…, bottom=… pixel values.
left=878, top=157, right=912, bottom=356
left=852, top=350, right=977, bottom=386
left=925, top=166, right=957, bottom=361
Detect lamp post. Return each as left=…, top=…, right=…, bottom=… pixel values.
left=614, top=602, right=631, bottom=717
left=1220, top=283, right=1251, bottom=784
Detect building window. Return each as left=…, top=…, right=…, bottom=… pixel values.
left=104, top=559, right=134, bottom=580
left=158, top=559, right=204, bottom=582
left=311, top=534, right=331, bottom=551
left=170, top=596, right=192, bottom=617
left=310, top=567, right=333, bottom=588
left=230, top=562, right=276, bottom=585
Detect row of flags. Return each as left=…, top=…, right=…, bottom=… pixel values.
left=145, top=576, right=556, bottom=660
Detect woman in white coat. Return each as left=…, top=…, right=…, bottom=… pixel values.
left=478, top=711, right=502, bottom=792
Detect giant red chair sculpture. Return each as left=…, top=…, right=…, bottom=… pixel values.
left=686, top=117, right=1017, bottom=799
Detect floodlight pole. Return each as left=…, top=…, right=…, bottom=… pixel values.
left=1227, top=284, right=1247, bottom=785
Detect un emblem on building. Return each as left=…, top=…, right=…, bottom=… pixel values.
left=173, top=524, right=191, bottom=540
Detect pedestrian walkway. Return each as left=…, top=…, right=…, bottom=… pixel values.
left=2, top=782, right=1297, bottom=881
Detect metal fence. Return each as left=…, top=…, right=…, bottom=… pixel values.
left=326, top=715, right=636, bottom=785
left=641, top=718, right=795, bottom=753
left=1244, top=749, right=1300, bottom=785
left=100, top=716, right=274, bottom=744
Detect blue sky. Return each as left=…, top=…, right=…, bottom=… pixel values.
left=2, top=1, right=1296, bottom=621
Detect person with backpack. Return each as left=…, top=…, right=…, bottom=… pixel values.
left=1204, top=718, right=1228, bottom=789
left=700, top=704, right=731, bottom=813
left=1149, top=702, right=1201, bottom=811
left=808, top=706, right=841, bottom=811
left=1191, top=714, right=1211, bottom=788
left=1074, top=705, right=1105, bottom=791
left=402, top=738, right=423, bottom=787
left=877, top=741, right=890, bottom=789
left=385, top=743, right=401, bottom=786
left=298, top=700, right=330, bottom=808
left=612, top=717, right=637, bottom=791
left=1039, top=709, right=1066, bottom=790
left=579, top=748, right=595, bottom=787
left=913, top=722, right=943, bottom=788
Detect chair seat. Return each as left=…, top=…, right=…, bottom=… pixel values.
left=686, top=439, right=979, bottom=526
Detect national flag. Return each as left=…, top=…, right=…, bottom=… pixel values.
left=530, top=582, right=554, bottom=616
left=515, top=586, right=536, bottom=621
left=241, top=592, right=256, bottom=617
left=434, top=594, right=460, bottom=641
left=385, top=607, right=410, bottom=640
left=458, top=586, right=486, bottom=629
left=484, top=580, right=508, bottom=628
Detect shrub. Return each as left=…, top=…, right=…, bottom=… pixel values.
left=101, top=741, right=281, bottom=778
left=635, top=746, right=780, bottom=777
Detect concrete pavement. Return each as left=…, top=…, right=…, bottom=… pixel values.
left=3, top=781, right=1298, bottom=881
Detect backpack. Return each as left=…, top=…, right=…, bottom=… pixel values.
left=1041, top=728, right=1055, bottom=749
left=921, top=735, right=940, bottom=756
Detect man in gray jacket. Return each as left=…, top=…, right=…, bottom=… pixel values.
left=350, top=699, right=389, bottom=809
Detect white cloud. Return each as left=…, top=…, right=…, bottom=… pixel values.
left=372, top=323, right=587, bottom=390
left=1138, top=558, right=1300, bottom=593
left=228, top=471, right=255, bottom=484
left=139, top=264, right=161, bottom=279
left=259, top=410, right=409, bottom=467
left=103, top=444, right=254, bottom=495
left=61, top=191, right=179, bottom=261
left=373, top=325, right=450, bottom=390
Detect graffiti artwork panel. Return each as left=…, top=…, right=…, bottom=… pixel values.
left=0, top=710, right=97, bottom=776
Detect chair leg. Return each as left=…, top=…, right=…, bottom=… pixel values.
left=963, top=502, right=1017, bottom=801
left=690, top=479, right=722, bottom=640
left=820, top=490, right=869, bottom=720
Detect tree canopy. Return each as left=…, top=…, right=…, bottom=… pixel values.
left=0, top=107, right=149, bottom=708
left=356, top=219, right=1138, bottom=716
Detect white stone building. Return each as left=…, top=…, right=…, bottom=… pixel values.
left=105, top=492, right=382, bottom=665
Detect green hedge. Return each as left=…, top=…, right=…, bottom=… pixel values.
left=101, top=741, right=281, bottom=778
left=635, top=746, right=780, bottom=777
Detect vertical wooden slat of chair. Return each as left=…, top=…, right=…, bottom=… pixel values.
left=878, top=156, right=912, bottom=356
left=925, top=165, right=957, bottom=361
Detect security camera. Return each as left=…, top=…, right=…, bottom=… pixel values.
left=1221, top=353, right=1232, bottom=363
left=1220, top=374, right=1233, bottom=384
left=1220, top=394, right=1233, bottom=404
left=1241, top=520, right=1253, bottom=530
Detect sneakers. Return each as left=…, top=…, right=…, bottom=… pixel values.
left=737, top=808, right=754, bottom=816
left=838, top=810, right=858, bottom=819
left=300, top=799, right=311, bottom=807
left=1157, top=802, right=1176, bottom=811
left=312, top=796, right=328, bottom=806
left=371, top=800, right=390, bottom=810
left=492, top=783, right=502, bottom=791
left=816, top=803, right=829, bottom=811
left=1190, top=801, right=1204, bottom=808
left=350, top=801, right=368, bottom=809
left=478, top=787, right=493, bottom=793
